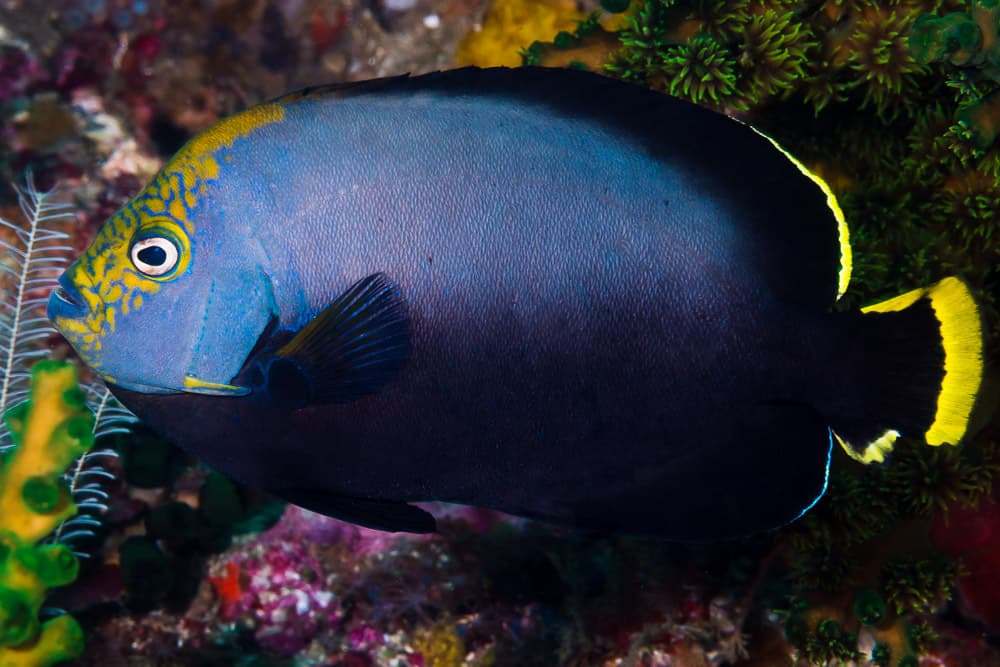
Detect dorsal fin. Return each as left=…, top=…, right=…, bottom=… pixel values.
left=747, top=128, right=851, bottom=302
left=277, top=488, right=437, bottom=533
left=272, top=73, right=412, bottom=105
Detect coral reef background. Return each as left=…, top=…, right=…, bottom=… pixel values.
left=0, top=0, right=998, bottom=665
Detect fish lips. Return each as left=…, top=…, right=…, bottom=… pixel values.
left=48, top=274, right=90, bottom=321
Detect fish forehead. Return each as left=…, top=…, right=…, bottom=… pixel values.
left=102, top=98, right=286, bottom=249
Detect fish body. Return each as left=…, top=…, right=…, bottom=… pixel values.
left=49, top=67, right=984, bottom=539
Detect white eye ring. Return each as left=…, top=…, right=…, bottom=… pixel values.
left=131, top=236, right=179, bottom=277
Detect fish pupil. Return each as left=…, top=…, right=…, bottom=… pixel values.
left=138, top=245, right=167, bottom=266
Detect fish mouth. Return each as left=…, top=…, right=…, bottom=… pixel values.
left=49, top=275, right=90, bottom=319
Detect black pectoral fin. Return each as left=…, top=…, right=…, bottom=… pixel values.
left=277, top=488, right=437, bottom=533
left=252, top=273, right=411, bottom=408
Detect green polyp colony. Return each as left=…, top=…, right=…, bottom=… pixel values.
left=22, top=478, right=62, bottom=515
left=803, top=618, right=858, bottom=665
left=517, top=0, right=1000, bottom=347
left=0, top=361, right=93, bottom=666
left=780, top=438, right=994, bottom=664
left=881, top=558, right=958, bottom=616
left=853, top=588, right=886, bottom=626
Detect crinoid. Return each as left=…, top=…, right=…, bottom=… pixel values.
left=0, top=176, right=133, bottom=556
left=0, top=177, right=74, bottom=444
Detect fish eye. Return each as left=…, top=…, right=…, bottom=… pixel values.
left=130, top=236, right=179, bottom=277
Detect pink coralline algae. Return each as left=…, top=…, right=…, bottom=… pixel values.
left=261, top=503, right=446, bottom=554
left=211, top=538, right=342, bottom=655
left=0, top=47, right=42, bottom=103
left=931, top=493, right=1000, bottom=630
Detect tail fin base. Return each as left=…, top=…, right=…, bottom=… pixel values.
left=860, top=276, right=983, bottom=448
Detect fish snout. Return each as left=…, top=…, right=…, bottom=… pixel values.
left=48, top=273, right=91, bottom=322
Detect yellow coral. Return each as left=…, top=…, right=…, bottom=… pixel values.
left=0, top=616, right=83, bottom=667
left=414, top=621, right=465, bottom=667
left=528, top=25, right=622, bottom=70
left=456, top=0, right=586, bottom=67
left=0, top=361, right=92, bottom=666
left=0, top=363, right=92, bottom=543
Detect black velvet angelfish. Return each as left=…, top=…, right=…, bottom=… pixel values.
left=48, top=67, right=984, bottom=540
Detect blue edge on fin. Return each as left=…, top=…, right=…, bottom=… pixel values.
left=790, top=429, right=833, bottom=523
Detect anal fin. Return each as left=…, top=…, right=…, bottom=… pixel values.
left=573, top=401, right=833, bottom=540
left=277, top=488, right=437, bottom=533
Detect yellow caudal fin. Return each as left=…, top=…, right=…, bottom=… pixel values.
left=861, top=276, right=983, bottom=446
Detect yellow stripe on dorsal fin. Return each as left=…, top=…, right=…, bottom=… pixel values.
left=861, top=276, right=983, bottom=446
left=747, top=127, right=852, bottom=301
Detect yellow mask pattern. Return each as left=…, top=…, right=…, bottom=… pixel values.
left=54, top=102, right=287, bottom=374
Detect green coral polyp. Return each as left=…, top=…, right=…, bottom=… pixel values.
left=910, top=13, right=982, bottom=65
left=33, top=546, right=78, bottom=589
left=871, top=641, right=892, bottom=666
left=854, top=588, right=887, bottom=626
left=0, top=590, right=33, bottom=647
left=686, top=0, right=748, bottom=41
left=3, top=404, right=27, bottom=440
left=739, top=14, right=814, bottom=99
left=54, top=417, right=94, bottom=455
left=21, top=477, right=62, bottom=514
left=661, top=34, right=740, bottom=107
left=804, top=619, right=859, bottom=664
left=553, top=31, right=579, bottom=49
left=847, top=10, right=927, bottom=117
left=957, top=88, right=1000, bottom=148
left=881, top=559, right=956, bottom=616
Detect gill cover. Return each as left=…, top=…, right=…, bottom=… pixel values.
left=49, top=98, right=288, bottom=394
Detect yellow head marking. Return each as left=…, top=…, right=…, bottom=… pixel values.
left=62, top=101, right=286, bottom=372
left=134, top=102, right=285, bottom=236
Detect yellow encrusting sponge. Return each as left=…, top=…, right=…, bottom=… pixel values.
left=0, top=361, right=92, bottom=666
left=861, top=276, right=983, bottom=446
